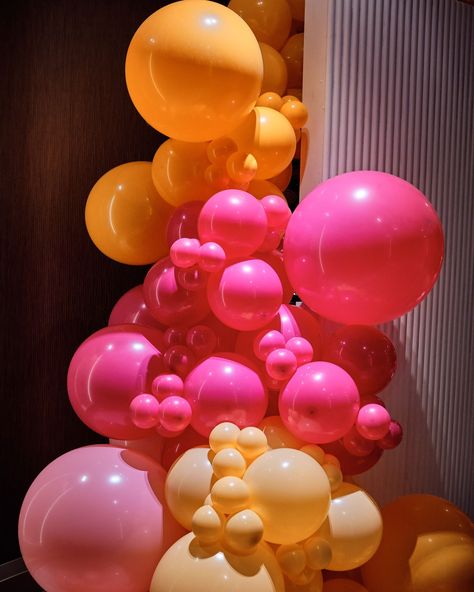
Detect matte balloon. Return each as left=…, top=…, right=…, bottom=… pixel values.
left=356, top=404, right=391, bottom=440
left=85, top=162, right=172, bottom=265
left=108, top=285, right=165, bottom=331
left=269, top=163, right=293, bottom=192
left=361, top=494, right=474, bottom=592
left=257, top=91, right=284, bottom=110
left=229, top=0, right=292, bottom=50
left=184, top=355, right=268, bottom=436
left=166, top=200, right=203, bottom=247
left=19, top=446, right=183, bottom=592
left=161, top=427, right=207, bottom=471
left=67, top=325, right=165, bottom=439
left=126, top=1, right=263, bottom=142
left=284, top=171, right=444, bottom=324
left=281, top=34, right=304, bottom=89
left=260, top=42, right=288, bottom=95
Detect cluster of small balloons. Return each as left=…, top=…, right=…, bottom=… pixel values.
left=18, top=1, right=472, bottom=592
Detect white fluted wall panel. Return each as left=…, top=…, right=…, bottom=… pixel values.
left=304, top=0, right=474, bottom=514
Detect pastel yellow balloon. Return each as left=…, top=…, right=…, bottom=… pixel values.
left=165, top=447, right=214, bottom=530
left=287, top=0, right=306, bottom=22
left=212, top=448, right=247, bottom=479
left=276, top=544, right=306, bottom=576
left=211, top=476, right=250, bottom=514
left=229, top=0, right=292, bottom=50
left=150, top=532, right=285, bottom=592
left=323, top=454, right=341, bottom=469
left=300, top=444, right=326, bottom=465
left=281, top=33, right=304, bottom=89
left=126, top=1, right=263, bottom=142
left=322, top=463, right=343, bottom=493
left=247, top=179, right=285, bottom=200
left=303, top=536, right=332, bottom=570
left=224, top=509, right=264, bottom=553
left=209, top=422, right=240, bottom=453
left=286, top=571, right=324, bottom=592
left=323, top=580, right=368, bottom=592
left=236, top=427, right=268, bottom=460
left=85, top=162, right=172, bottom=265
left=243, top=448, right=331, bottom=544
left=192, top=505, right=223, bottom=544
left=316, top=483, right=382, bottom=571
left=259, top=416, right=304, bottom=449
left=260, top=42, right=288, bottom=95
left=228, top=107, right=296, bottom=180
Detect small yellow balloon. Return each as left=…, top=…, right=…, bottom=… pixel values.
left=85, top=162, right=172, bottom=265
left=192, top=505, right=223, bottom=544
left=224, top=509, right=264, bottom=553
left=236, top=427, right=268, bottom=460
left=323, top=454, right=341, bottom=469
left=212, top=448, right=247, bottom=479
left=322, top=463, right=343, bottom=493
left=259, top=416, right=304, bottom=449
left=323, top=580, right=368, bottom=592
left=300, top=444, right=326, bottom=465
left=281, top=33, right=304, bottom=89
left=209, top=422, right=241, bottom=453
left=276, top=544, right=306, bottom=576
left=286, top=571, right=324, bottom=592
left=269, top=162, right=293, bottom=191
left=287, top=0, right=306, bottom=22
left=256, top=91, right=284, bottom=111
left=126, top=1, right=263, bottom=142
left=303, top=536, right=332, bottom=570
left=211, top=476, right=250, bottom=514
left=260, top=42, right=288, bottom=96
left=247, top=179, right=285, bottom=200
left=229, top=0, right=292, bottom=50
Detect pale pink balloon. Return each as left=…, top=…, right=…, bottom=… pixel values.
left=108, top=285, right=165, bottom=331
left=68, top=325, right=165, bottom=440
left=279, top=361, right=360, bottom=443
left=143, top=256, right=210, bottom=327
left=166, top=200, right=202, bottom=247
left=198, top=189, right=268, bottom=258
left=284, top=171, right=444, bottom=324
left=207, top=258, right=283, bottom=331
left=19, top=445, right=184, bottom=592
left=184, top=354, right=268, bottom=436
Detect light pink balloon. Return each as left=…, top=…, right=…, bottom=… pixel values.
left=67, top=325, right=165, bottom=439
left=184, top=354, right=268, bottom=436
left=166, top=200, right=202, bottom=247
left=19, top=445, right=184, bottom=592
left=108, top=285, right=165, bottom=331
left=207, top=259, right=282, bottom=331
left=279, top=361, right=360, bottom=443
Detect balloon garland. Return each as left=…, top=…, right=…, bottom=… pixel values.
left=18, top=2, right=473, bottom=592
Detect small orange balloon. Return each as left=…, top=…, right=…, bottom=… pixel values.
left=281, top=33, right=304, bottom=89
left=260, top=42, right=288, bottom=96
left=280, top=99, right=308, bottom=129
left=85, top=162, right=172, bottom=265
left=229, top=0, right=292, bottom=50
left=256, top=92, right=284, bottom=111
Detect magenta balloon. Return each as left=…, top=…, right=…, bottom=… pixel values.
left=143, top=257, right=210, bottom=327
left=184, top=354, right=268, bottom=436
left=207, top=259, right=283, bottom=331
left=19, top=445, right=184, bottom=592
left=279, top=361, right=360, bottom=443
left=67, top=324, right=165, bottom=439
left=166, top=200, right=202, bottom=247
left=259, top=249, right=294, bottom=303
left=108, top=285, right=165, bottom=330
left=284, top=171, right=444, bottom=324
left=198, top=189, right=268, bottom=259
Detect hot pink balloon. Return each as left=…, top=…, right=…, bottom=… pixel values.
left=143, top=257, right=210, bottom=327
left=259, top=249, right=294, bottom=303
left=356, top=403, right=391, bottom=440
left=279, top=361, right=360, bottom=443
left=198, top=189, right=268, bottom=258
left=204, top=313, right=239, bottom=352
left=67, top=325, right=165, bottom=439
left=19, top=445, right=184, bottom=592
left=207, top=258, right=283, bottom=331
left=284, top=171, right=444, bottom=324
left=166, top=200, right=202, bottom=247
left=184, top=354, right=268, bottom=436
left=108, top=285, right=165, bottom=331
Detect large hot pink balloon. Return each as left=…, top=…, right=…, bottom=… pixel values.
left=279, top=361, right=360, bottom=443
left=184, top=354, right=268, bottom=436
left=144, top=256, right=210, bottom=327
left=166, top=200, right=202, bottom=247
left=67, top=325, right=165, bottom=439
left=259, top=249, right=294, bottom=303
left=284, top=171, right=444, bottom=324
left=108, top=285, right=165, bottom=330
left=19, top=445, right=184, bottom=592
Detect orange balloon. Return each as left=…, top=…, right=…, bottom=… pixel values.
left=229, top=0, right=292, bottom=50
left=256, top=91, right=284, bottom=111
left=126, top=1, right=263, bottom=142
left=270, top=163, right=293, bottom=191
left=85, top=162, right=172, bottom=265
left=247, top=179, right=285, bottom=199
left=281, top=33, right=304, bottom=89
left=286, top=572, right=323, bottom=592
left=361, top=494, right=474, bottom=592
left=287, top=0, right=306, bottom=22
left=260, top=42, right=288, bottom=96
left=323, top=580, right=368, bottom=592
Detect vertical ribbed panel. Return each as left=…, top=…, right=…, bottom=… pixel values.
left=308, top=0, right=474, bottom=514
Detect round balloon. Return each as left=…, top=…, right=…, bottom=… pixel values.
left=229, top=0, right=292, bottom=50
left=126, top=1, right=263, bottom=142
left=281, top=34, right=304, bottom=89
left=260, top=42, right=288, bottom=95
left=161, top=426, right=207, bottom=471
left=166, top=201, right=203, bottom=247
left=247, top=179, right=285, bottom=199
left=85, top=162, right=172, bottom=265
left=108, top=285, right=165, bottom=331
left=259, top=416, right=305, bottom=450
left=321, top=439, right=383, bottom=476
left=284, top=172, right=444, bottom=324
left=19, top=446, right=183, bottom=592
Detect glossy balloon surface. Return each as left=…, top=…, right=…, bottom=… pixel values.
left=166, top=201, right=203, bottom=247
left=322, top=439, right=383, bottom=476
left=108, top=285, right=165, bottom=331
left=229, top=0, right=292, bottom=50
left=260, top=42, right=288, bottom=95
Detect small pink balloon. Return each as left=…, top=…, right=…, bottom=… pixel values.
left=198, top=189, right=268, bottom=258
left=166, top=200, right=202, bottom=247
left=377, top=420, right=403, bottom=449
left=184, top=354, right=268, bottom=436
left=207, top=258, right=283, bottom=331
left=158, top=396, right=192, bottom=433
left=256, top=229, right=282, bottom=253
left=265, top=348, right=298, bottom=381
left=108, top=285, right=165, bottom=331
left=170, top=238, right=201, bottom=268
left=356, top=403, right=391, bottom=440
left=186, top=325, right=218, bottom=358
left=254, top=329, right=286, bottom=361
left=199, top=242, right=227, bottom=272
left=279, top=361, right=360, bottom=444
left=176, top=266, right=208, bottom=291
left=161, top=427, right=207, bottom=470
left=260, top=194, right=291, bottom=230
left=152, top=373, right=184, bottom=401
left=143, top=257, right=210, bottom=327
left=286, top=336, right=314, bottom=366
left=163, top=345, right=196, bottom=378
left=129, top=394, right=160, bottom=429
left=342, top=426, right=376, bottom=457
left=164, top=327, right=187, bottom=347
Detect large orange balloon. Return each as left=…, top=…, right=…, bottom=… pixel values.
left=287, top=0, right=306, bottom=22
left=229, top=0, right=292, bottom=50
left=281, top=33, right=304, bottom=89
left=85, top=162, right=172, bottom=265
left=260, top=42, right=288, bottom=95
left=361, top=494, right=474, bottom=592
left=126, top=1, right=263, bottom=142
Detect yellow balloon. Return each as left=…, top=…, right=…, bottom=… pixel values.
left=361, top=494, right=474, bottom=592
left=224, top=509, right=264, bottom=553
left=236, top=427, right=268, bottom=460
left=209, top=422, right=241, bottom=453
left=165, top=447, right=214, bottom=530
left=211, top=476, right=250, bottom=514
left=243, top=448, right=331, bottom=544
left=229, top=0, right=292, bottom=50
left=247, top=179, right=285, bottom=200
left=192, top=505, right=223, bottom=545
left=228, top=107, right=296, bottom=180
left=286, top=572, right=323, bottom=592
left=276, top=544, right=306, bottom=577
left=281, top=33, right=304, bottom=89
left=304, top=536, right=332, bottom=570
left=287, top=0, right=306, bottom=22
left=85, top=162, right=172, bottom=265
left=316, top=483, right=383, bottom=571
left=126, top=1, right=263, bottom=142
left=323, top=580, right=368, bottom=592
left=258, top=416, right=304, bottom=449
left=212, top=448, right=247, bottom=479
left=150, top=532, right=285, bottom=592
left=260, top=42, right=288, bottom=95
